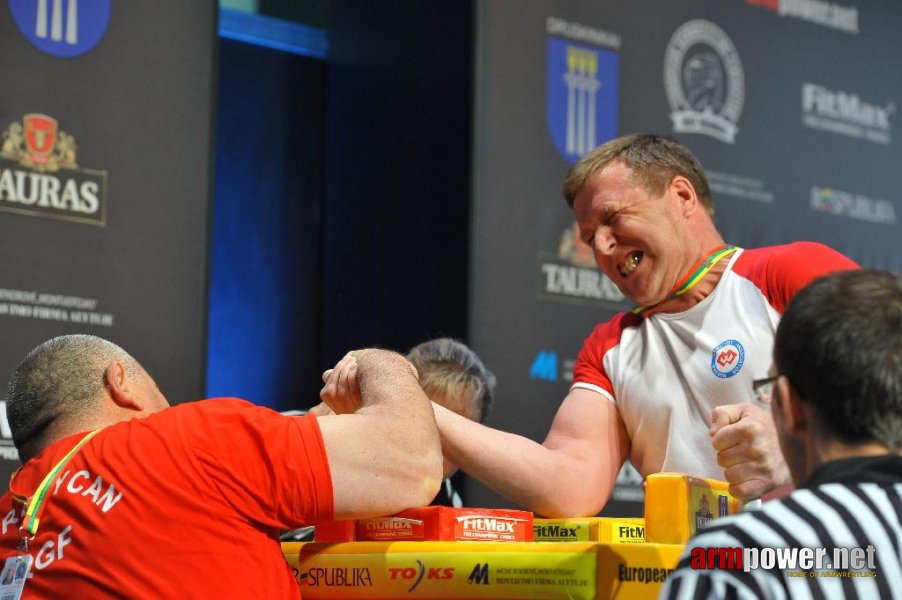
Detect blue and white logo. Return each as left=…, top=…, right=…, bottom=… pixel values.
left=663, top=20, right=744, bottom=144
left=9, top=0, right=112, bottom=58
left=711, top=339, right=745, bottom=379
left=529, top=351, right=558, bottom=382
left=546, top=37, right=618, bottom=165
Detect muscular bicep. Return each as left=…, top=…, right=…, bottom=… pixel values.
left=316, top=412, right=439, bottom=519
left=541, top=388, right=630, bottom=505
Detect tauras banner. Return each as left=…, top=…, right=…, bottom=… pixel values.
left=0, top=1, right=216, bottom=479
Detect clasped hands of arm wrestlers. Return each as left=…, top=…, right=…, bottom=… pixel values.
left=315, top=349, right=418, bottom=415
left=318, top=351, right=792, bottom=507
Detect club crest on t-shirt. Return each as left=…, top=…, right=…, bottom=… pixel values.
left=711, top=339, right=744, bottom=379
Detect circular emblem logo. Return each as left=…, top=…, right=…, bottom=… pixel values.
left=663, top=19, right=744, bottom=144
left=711, top=339, right=745, bottom=379
left=9, top=0, right=112, bottom=58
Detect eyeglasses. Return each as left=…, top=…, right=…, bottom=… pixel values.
left=752, top=375, right=781, bottom=404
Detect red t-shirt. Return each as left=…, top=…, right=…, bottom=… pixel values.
left=0, top=398, right=333, bottom=598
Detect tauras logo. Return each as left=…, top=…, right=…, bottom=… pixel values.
left=802, top=83, right=894, bottom=144
left=0, top=114, right=107, bottom=226
left=541, top=263, right=625, bottom=302
left=538, top=223, right=627, bottom=307
left=456, top=516, right=524, bottom=532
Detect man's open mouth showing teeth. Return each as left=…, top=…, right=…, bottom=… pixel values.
left=619, top=251, right=643, bottom=277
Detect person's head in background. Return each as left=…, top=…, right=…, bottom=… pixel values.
left=407, top=338, right=495, bottom=479
left=769, top=268, right=902, bottom=483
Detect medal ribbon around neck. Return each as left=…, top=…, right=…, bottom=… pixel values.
left=631, top=245, right=739, bottom=317
left=9, top=430, right=100, bottom=547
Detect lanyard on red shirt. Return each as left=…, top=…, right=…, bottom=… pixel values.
left=8, top=430, right=100, bottom=553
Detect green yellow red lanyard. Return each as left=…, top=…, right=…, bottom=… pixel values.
left=9, top=430, right=100, bottom=551
left=632, top=245, right=739, bottom=317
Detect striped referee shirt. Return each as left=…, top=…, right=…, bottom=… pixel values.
left=661, top=454, right=902, bottom=599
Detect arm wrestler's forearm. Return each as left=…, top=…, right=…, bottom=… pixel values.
left=433, top=402, right=618, bottom=517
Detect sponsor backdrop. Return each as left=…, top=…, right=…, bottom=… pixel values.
left=470, top=0, right=901, bottom=514
left=0, top=2, right=216, bottom=479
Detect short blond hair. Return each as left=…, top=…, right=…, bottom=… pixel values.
left=407, top=338, right=494, bottom=423
left=562, top=134, right=714, bottom=215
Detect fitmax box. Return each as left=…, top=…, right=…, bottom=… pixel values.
left=316, top=507, right=534, bottom=543
left=644, top=472, right=743, bottom=544
left=533, top=517, right=645, bottom=543
left=357, top=507, right=534, bottom=542
left=282, top=540, right=683, bottom=599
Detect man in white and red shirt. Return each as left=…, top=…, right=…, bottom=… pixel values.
left=433, top=134, right=857, bottom=517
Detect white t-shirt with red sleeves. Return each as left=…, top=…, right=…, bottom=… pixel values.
left=571, top=242, right=858, bottom=480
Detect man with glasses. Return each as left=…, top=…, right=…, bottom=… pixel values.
left=430, top=134, right=857, bottom=517
left=663, top=269, right=902, bottom=598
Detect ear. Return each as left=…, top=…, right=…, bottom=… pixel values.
left=104, top=362, right=145, bottom=412
left=777, top=376, right=807, bottom=435
left=669, top=176, right=699, bottom=217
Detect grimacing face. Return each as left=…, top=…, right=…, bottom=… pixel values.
left=572, top=161, right=699, bottom=306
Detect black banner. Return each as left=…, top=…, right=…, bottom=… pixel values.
left=470, top=0, right=901, bottom=514
left=0, top=1, right=216, bottom=479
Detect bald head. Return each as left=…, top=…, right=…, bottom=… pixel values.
left=6, top=335, right=148, bottom=460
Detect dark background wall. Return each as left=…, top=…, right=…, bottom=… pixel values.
left=320, top=0, right=474, bottom=366
left=208, top=1, right=474, bottom=409
left=209, top=1, right=901, bottom=516
left=466, top=0, right=902, bottom=515
left=0, top=2, right=216, bottom=480
left=206, top=40, right=325, bottom=411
